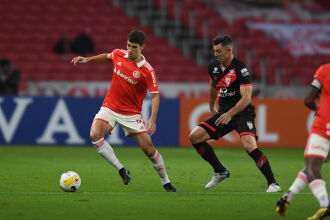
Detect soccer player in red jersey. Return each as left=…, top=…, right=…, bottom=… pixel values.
left=71, top=30, right=176, bottom=192
left=276, top=64, right=330, bottom=219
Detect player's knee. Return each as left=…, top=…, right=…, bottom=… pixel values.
left=305, top=166, right=320, bottom=181
left=141, top=141, right=155, bottom=157
left=189, top=130, right=200, bottom=144
left=90, top=131, right=102, bottom=142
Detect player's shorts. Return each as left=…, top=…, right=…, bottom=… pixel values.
left=310, top=117, right=330, bottom=139
left=94, top=107, right=147, bottom=136
left=199, top=112, right=257, bottom=140
left=304, top=133, right=330, bottom=160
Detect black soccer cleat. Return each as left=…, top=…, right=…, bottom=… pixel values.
left=118, top=167, right=131, bottom=185
left=163, top=182, right=177, bottom=192
left=276, top=196, right=289, bottom=217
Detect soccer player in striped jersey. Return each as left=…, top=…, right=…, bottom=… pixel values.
left=189, top=34, right=280, bottom=192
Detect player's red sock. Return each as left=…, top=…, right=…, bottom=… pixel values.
left=193, top=142, right=226, bottom=173
left=249, top=148, right=276, bottom=185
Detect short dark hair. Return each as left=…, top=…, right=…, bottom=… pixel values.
left=213, top=35, right=233, bottom=47
left=128, top=30, right=146, bottom=46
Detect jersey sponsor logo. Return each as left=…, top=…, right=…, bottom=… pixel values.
left=133, top=70, right=140, bottom=78
left=213, top=67, right=219, bottom=73
left=241, top=68, right=249, bottom=77
left=218, top=87, right=235, bottom=97
left=114, top=67, right=138, bottom=85
left=247, top=121, right=253, bottom=130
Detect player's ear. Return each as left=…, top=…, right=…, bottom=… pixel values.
left=140, top=43, right=145, bottom=50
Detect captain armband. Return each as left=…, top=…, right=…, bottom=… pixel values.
left=311, top=78, right=322, bottom=90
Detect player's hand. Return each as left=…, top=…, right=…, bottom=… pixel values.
left=215, top=112, right=232, bottom=126
left=147, top=119, right=156, bottom=136
left=71, top=56, right=88, bottom=65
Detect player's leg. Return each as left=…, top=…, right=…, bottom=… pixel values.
left=306, top=157, right=329, bottom=220
left=240, top=134, right=280, bottom=192
left=236, top=114, right=280, bottom=192
left=131, top=133, right=177, bottom=192
left=189, top=114, right=231, bottom=189
left=304, top=133, right=330, bottom=220
left=90, top=108, right=130, bottom=185
left=276, top=168, right=308, bottom=217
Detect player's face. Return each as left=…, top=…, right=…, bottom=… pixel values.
left=213, top=44, right=231, bottom=64
left=127, top=41, right=144, bottom=62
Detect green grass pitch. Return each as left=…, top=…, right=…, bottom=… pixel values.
left=0, top=146, right=329, bottom=220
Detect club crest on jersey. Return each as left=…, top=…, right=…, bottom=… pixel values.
left=247, top=121, right=253, bottom=130
left=225, top=78, right=231, bottom=86
left=133, top=70, right=140, bottom=78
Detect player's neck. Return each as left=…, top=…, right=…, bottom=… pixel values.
left=130, top=55, right=143, bottom=63
left=222, top=55, right=233, bottom=68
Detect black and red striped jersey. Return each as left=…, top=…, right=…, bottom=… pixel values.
left=208, top=57, right=255, bottom=115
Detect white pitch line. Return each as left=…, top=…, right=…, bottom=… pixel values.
left=0, top=191, right=312, bottom=195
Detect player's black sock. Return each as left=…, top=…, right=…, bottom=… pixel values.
left=249, top=148, right=276, bottom=185
left=193, top=142, right=226, bottom=173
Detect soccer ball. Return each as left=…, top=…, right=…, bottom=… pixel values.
left=59, top=171, right=81, bottom=192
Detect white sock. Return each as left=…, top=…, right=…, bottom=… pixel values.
left=92, top=138, right=123, bottom=171
left=309, top=179, right=329, bottom=208
left=150, top=150, right=170, bottom=185
left=286, top=171, right=309, bottom=202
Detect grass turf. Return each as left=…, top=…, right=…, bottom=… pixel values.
left=0, top=146, right=329, bottom=220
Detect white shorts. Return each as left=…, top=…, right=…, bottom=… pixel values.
left=94, top=107, right=147, bottom=136
left=304, top=133, right=330, bottom=160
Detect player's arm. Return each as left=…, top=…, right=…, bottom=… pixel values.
left=304, top=85, right=321, bottom=111
left=71, top=53, right=112, bottom=65
left=209, top=79, right=218, bottom=114
left=147, top=92, right=160, bottom=136
left=215, top=85, right=252, bottom=126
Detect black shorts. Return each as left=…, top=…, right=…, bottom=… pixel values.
left=199, top=112, right=257, bottom=140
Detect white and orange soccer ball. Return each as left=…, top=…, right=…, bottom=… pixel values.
left=59, top=171, right=81, bottom=192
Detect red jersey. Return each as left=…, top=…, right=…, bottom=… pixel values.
left=310, top=64, right=330, bottom=139
left=102, top=49, right=159, bottom=115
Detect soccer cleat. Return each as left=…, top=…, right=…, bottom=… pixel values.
left=118, top=167, right=131, bottom=185
left=163, top=182, right=177, bottom=192
left=266, top=183, right=281, bottom=192
left=276, top=196, right=289, bottom=217
left=307, top=206, right=330, bottom=220
left=205, top=168, right=230, bottom=189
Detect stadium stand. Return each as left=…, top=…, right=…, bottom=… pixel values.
left=0, top=0, right=208, bottom=93
left=0, top=0, right=329, bottom=94
left=137, top=0, right=330, bottom=85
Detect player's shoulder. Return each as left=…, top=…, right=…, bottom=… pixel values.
left=112, top=49, right=128, bottom=57
left=318, top=64, right=330, bottom=75
left=208, top=59, right=219, bottom=74
left=233, top=58, right=250, bottom=76
left=142, top=61, right=154, bottom=73
left=208, top=59, right=218, bottom=68
left=233, top=57, right=247, bottom=69
left=314, top=63, right=330, bottom=81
